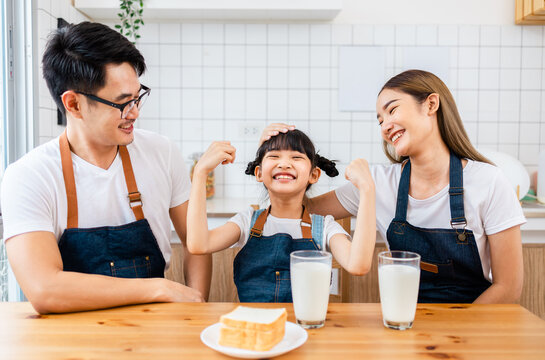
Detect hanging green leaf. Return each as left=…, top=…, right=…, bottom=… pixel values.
left=117, top=0, right=145, bottom=44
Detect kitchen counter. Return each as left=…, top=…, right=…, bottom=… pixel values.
left=205, top=197, right=545, bottom=218
left=521, top=200, right=545, bottom=218
left=187, top=197, right=545, bottom=244
left=205, top=197, right=261, bottom=218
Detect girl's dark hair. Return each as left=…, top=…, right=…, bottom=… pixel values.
left=245, top=130, right=339, bottom=180
left=42, top=21, right=146, bottom=115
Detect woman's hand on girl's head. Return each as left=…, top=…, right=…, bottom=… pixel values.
left=259, top=123, right=296, bottom=145
left=194, top=141, right=236, bottom=176
left=345, top=158, right=375, bottom=193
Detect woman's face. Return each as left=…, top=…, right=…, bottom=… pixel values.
left=376, top=88, right=436, bottom=158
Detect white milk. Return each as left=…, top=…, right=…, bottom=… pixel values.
left=291, top=261, right=331, bottom=321
left=378, top=264, right=420, bottom=323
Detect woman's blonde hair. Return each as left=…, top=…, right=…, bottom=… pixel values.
left=379, top=69, right=492, bottom=165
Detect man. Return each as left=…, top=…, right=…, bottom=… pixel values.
left=0, top=22, right=211, bottom=314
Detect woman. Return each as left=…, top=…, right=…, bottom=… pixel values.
left=261, top=70, right=525, bottom=304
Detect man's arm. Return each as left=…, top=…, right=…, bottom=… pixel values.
left=6, top=231, right=203, bottom=314
left=170, top=201, right=213, bottom=301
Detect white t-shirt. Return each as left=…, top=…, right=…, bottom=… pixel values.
left=228, top=207, right=349, bottom=250
left=335, top=160, right=526, bottom=281
left=1, top=129, right=190, bottom=266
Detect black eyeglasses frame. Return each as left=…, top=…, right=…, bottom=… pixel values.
left=76, top=85, right=151, bottom=119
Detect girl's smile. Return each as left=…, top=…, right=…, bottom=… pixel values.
left=256, top=150, right=319, bottom=195
left=272, top=171, right=296, bottom=182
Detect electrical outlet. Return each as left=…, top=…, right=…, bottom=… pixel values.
left=239, top=123, right=263, bottom=139
left=330, top=268, right=339, bottom=295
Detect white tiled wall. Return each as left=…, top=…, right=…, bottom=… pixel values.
left=35, top=17, right=544, bottom=198
left=36, top=0, right=89, bottom=145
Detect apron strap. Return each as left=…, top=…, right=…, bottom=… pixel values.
left=249, top=206, right=313, bottom=239
left=392, top=154, right=466, bottom=227
left=310, top=214, right=325, bottom=250
left=59, top=131, right=78, bottom=229
left=118, top=145, right=145, bottom=221
left=300, top=206, right=312, bottom=239
left=448, top=152, right=466, bottom=229
left=59, top=131, right=145, bottom=228
left=393, top=160, right=411, bottom=222
left=249, top=207, right=270, bottom=237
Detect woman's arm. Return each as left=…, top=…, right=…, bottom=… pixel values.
left=187, top=142, right=241, bottom=254
left=305, top=191, right=353, bottom=219
left=258, top=122, right=295, bottom=145
left=329, top=159, right=376, bottom=276
left=473, top=225, right=523, bottom=304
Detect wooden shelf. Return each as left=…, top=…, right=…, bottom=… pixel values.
left=74, top=0, right=342, bottom=21
left=516, top=0, right=545, bottom=24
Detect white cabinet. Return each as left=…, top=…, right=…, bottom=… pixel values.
left=74, top=0, right=342, bottom=21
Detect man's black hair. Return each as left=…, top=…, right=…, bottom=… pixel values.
left=42, top=21, right=146, bottom=115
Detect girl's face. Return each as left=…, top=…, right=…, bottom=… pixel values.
left=376, top=88, right=439, bottom=158
left=255, top=149, right=320, bottom=196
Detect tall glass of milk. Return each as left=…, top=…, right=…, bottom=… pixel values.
left=290, top=250, right=332, bottom=329
left=378, top=251, right=421, bottom=330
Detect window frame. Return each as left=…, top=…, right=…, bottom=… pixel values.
left=1, top=0, right=38, bottom=302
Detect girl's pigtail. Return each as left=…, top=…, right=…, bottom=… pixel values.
left=315, top=154, right=339, bottom=177
left=245, top=160, right=258, bottom=176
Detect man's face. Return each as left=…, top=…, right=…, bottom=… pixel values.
left=78, top=62, right=142, bottom=147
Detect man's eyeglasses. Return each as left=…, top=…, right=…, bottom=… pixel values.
left=76, top=85, right=151, bottom=120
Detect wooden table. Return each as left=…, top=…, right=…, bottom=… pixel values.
left=1, top=302, right=544, bottom=359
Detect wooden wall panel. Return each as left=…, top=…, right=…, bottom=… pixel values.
left=342, top=244, right=386, bottom=303
left=343, top=244, right=545, bottom=320
left=166, top=242, right=545, bottom=320
left=165, top=244, right=239, bottom=302
left=521, top=244, right=545, bottom=319
left=164, top=243, right=185, bottom=285
left=208, top=248, right=240, bottom=302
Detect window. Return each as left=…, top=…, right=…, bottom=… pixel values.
left=1, top=0, right=37, bottom=302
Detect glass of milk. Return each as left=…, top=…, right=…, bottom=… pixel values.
left=290, top=250, right=332, bottom=329
left=378, top=251, right=421, bottom=330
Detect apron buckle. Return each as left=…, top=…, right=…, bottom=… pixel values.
left=128, top=191, right=143, bottom=208
left=451, top=219, right=468, bottom=242
left=249, top=228, right=262, bottom=237
left=450, top=219, right=467, bottom=230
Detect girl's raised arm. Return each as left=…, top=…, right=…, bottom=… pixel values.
left=187, top=141, right=241, bottom=254
left=329, top=158, right=376, bottom=276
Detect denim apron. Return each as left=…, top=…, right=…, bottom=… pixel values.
left=386, top=153, right=491, bottom=303
left=57, top=131, right=166, bottom=278
left=233, top=206, right=324, bottom=302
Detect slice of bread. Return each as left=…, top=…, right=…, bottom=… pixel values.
left=218, top=306, right=287, bottom=351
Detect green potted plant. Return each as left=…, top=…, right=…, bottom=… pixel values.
left=115, top=0, right=144, bottom=44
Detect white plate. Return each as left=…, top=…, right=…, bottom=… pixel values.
left=200, top=321, right=307, bottom=359
left=478, top=148, right=530, bottom=200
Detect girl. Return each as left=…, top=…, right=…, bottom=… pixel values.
left=187, top=130, right=376, bottom=302
left=264, top=70, right=525, bottom=304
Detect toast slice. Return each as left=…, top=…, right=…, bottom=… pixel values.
left=218, top=306, right=287, bottom=351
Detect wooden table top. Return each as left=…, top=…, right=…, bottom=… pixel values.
left=1, top=302, right=544, bottom=359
